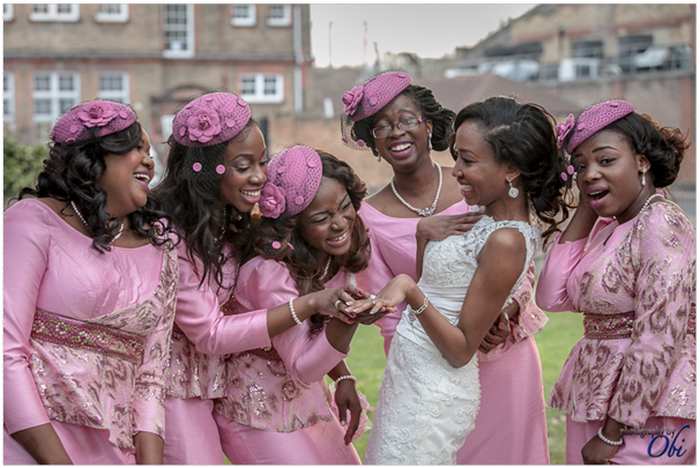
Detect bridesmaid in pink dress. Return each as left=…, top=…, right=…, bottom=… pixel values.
left=4, top=101, right=177, bottom=463
left=342, top=71, right=550, bottom=463
left=152, top=94, right=358, bottom=463
left=536, top=100, right=695, bottom=464
left=214, top=146, right=389, bottom=464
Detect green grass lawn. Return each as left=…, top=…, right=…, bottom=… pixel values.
left=345, top=312, right=583, bottom=464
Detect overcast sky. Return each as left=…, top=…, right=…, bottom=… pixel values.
left=310, top=4, right=536, bottom=67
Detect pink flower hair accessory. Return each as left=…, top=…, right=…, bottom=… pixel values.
left=556, top=113, right=575, bottom=149
left=260, top=145, right=323, bottom=218
left=215, top=164, right=226, bottom=175
left=342, top=85, right=364, bottom=118
left=172, top=92, right=252, bottom=147
left=50, top=100, right=137, bottom=145
left=564, top=99, right=635, bottom=154
left=259, top=184, right=287, bottom=219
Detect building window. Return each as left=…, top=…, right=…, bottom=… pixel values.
left=163, top=4, right=194, bottom=58
left=267, top=5, right=291, bottom=27
left=4, top=73, right=15, bottom=122
left=572, top=39, right=604, bottom=59
left=4, top=4, right=13, bottom=21
left=239, top=74, right=284, bottom=103
left=618, top=34, right=653, bottom=56
left=98, top=72, right=129, bottom=103
left=30, top=4, right=80, bottom=22
left=33, top=72, right=80, bottom=122
left=232, top=4, right=256, bottom=27
left=95, top=4, right=129, bottom=22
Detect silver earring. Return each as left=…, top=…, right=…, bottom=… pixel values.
left=507, top=179, right=519, bottom=199
left=641, top=170, right=646, bottom=187
left=427, top=132, right=432, bottom=151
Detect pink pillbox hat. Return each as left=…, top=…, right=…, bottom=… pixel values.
left=557, top=99, right=635, bottom=153
left=342, top=71, right=412, bottom=122
left=50, top=100, right=137, bottom=145
left=172, top=92, right=252, bottom=147
left=259, top=145, right=323, bottom=219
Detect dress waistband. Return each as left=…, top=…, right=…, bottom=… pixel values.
left=583, top=312, right=635, bottom=340
left=584, top=310, right=696, bottom=340
left=31, top=309, right=145, bottom=364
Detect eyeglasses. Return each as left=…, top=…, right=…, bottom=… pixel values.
left=371, top=115, right=424, bottom=139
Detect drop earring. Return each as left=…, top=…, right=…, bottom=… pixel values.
left=427, top=131, right=432, bottom=152
left=640, top=169, right=647, bottom=187
left=507, top=179, right=519, bottom=199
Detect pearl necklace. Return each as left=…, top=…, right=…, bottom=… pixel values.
left=638, top=192, right=662, bottom=215
left=70, top=200, right=125, bottom=243
left=390, top=162, right=442, bottom=217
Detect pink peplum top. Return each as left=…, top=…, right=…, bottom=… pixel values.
left=359, top=200, right=545, bottom=358
left=166, top=242, right=271, bottom=401
left=4, top=198, right=178, bottom=451
left=214, top=257, right=348, bottom=432
left=535, top=198, right=696, bottom=428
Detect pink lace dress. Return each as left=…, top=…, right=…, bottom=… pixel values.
left=213, top=257, right=361, bottom=464
left=359, top=199, right=550, bottom=464
left=536, top=197, right=695, bottom=464
left=163, top=244, right=272, bottom=464
left=4, top=199, right=178, bottom=464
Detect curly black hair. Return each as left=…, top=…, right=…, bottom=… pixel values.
left=351, top=84, right=455, bottom=157
left=249, top=151, right=371, bottom=330
left=18, top=121, right=172, bottom=252
left=451, top=96, right=572, bottom=242
left=152, top=120, right=259, bottom=290
left=591, top=113, right=689, bottom=188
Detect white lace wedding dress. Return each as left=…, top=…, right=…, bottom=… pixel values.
left=365, top=216, right=539, bottom=465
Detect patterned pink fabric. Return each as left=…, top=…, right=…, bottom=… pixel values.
left=562, top=99, right=635, bottom=153
left=4, top=198, right=177, bottom=453
left=172, top=92, right=251, bottom=147
left=50, top=100, right=137, bottom=145
left=260, top=145, right=323, bottom=218
left=358, top=200, right=546, bottom=357
left=536, top=198, right=696, bottom=428
left=214, top=257, right=347, bottom=432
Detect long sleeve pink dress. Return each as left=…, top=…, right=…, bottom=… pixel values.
left=359, top=199, right=550, bottom=464
left=213, top=257, right=362, bottom=464
left=163, top=243, right=272, bottom=464
left=4, top=198, right=178, bottom=464
left=536, top=197, right=695, bottom=464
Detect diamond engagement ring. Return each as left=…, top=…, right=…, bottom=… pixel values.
left=369, top=294, right=377, bottom=304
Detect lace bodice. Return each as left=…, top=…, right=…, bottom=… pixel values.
left=396, top=216, right=540, bottom=350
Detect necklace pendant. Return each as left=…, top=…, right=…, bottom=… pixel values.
left=417, top=207, right=434, bottom=217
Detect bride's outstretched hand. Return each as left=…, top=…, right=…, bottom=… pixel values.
left=346, top=274, right=416, bottom=316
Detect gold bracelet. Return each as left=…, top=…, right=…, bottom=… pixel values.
left=413, top=296, right=430, bottom=316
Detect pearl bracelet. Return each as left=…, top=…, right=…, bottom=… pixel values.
left=334, top=375, right=357, bottom=385
left=597, top=427, right=624, bottom=446
left=288, top=299, right=303, bottom=326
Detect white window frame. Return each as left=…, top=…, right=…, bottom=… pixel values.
left=163, top=4, right=194, bottom=58
left=95, top=4, right=129, bottom=23
left=32, top=72, right=81, bottom=123
left=267, top=5, right=291, bottom=27
left=231, top=4, right=256, bottom=27
left=98, top=72, right=130, bottom=103
left=4, top=73, right=15, bottom=123
left=239, top=74, right=284, bottom=104
left=160, top=114, right=175, bottom=140
left=30, top=4, right=80, bottom=22
left=4, top=4, right=14, bottom=21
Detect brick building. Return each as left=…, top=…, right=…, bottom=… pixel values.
left=3, top=3, right=312, bottom=161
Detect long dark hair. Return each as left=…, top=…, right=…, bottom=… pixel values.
left=451, top=96, right=572, bottom=243
left=152, top=120, right=259, bottom=290
left=18, top=121, right=172, bottom=252
left=249, top=151, right=371, bottom=330
left=351, top=84, right=455, bottom=156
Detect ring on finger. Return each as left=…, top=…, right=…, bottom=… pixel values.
left=369, top=294, right=377, bottom=305
left=334, top=299, right=343, bottom=310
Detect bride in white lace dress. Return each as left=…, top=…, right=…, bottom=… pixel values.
left=350, top=97, right=571, bottom=464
